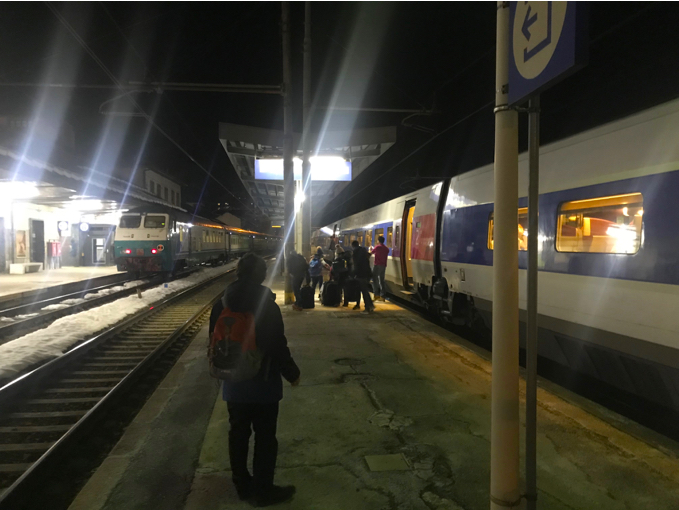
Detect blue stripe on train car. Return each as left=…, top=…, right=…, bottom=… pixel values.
left=440, top=169, right=679, bottom=286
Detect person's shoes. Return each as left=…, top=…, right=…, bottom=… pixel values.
left=342, top=303, right=349, bottom=307
left=233, top=477, right=253, bottom=500
left=352, top=304, right=360, bottom=310
left=292, top=304, right=303, bottom=311
left=361, top=307, right=376, bottom=314
left=255, top=485, right=296, bottom=507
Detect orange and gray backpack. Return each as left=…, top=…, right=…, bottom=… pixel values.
left=208, top=297, right=266, bottom=382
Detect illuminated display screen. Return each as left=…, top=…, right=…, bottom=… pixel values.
left=255, top=157, right=352, bottom=181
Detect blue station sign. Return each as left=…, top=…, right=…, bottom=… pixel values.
left=508, top=1, right=588, bottom=106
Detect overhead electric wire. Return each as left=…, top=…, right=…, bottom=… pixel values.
left=322, top=98, right=495, bottom=219
left=45, top=1, right=253, bottom=211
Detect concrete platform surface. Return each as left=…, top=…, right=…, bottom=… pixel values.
left=70, top=272, right=679, bottom=510
left=0, top=265, right=121, bottom=298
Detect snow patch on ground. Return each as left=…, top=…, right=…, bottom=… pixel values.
left=0, top=264, right=236, bottom=381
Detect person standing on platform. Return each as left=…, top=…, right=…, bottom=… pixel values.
left=309, top=247, right=328, bottom=300
left=333, top=245, right=352, bottom=307
left=369, top=235, right=389, bottom=302
left=351, top=240, right=375, bottom=313
left=209, top=253, right=300, bottom=507
left=286, top=250, right=309, bottom=312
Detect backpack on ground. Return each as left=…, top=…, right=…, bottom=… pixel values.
left=309, top=257, right=322, bottom=277
left=300, top=285, right=315, bottom=309
left=322, top=280, right=341, bottom=307
left=208, top=297, right=264, bottom=382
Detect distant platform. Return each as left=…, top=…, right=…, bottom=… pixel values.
left=0, top=266, right=123, bottom=299
left=69, top=270, right=679, bottom=510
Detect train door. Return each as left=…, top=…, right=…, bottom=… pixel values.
left=400, top=200, right=416, bottom=289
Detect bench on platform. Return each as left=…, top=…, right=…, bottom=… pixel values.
left=9, top=263, right=43, bottom=274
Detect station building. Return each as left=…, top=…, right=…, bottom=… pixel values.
left=0, top=116, right=184, bottom=274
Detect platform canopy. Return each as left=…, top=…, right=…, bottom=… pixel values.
left=219, top=123, right=396, bottom=223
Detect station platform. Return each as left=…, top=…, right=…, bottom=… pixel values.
left=0, top=266, right=122, bottom=300
left=69, top=271, right=679, bottom=510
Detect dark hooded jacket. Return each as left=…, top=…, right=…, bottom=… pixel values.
left=209, top=278, right=300, bottom=403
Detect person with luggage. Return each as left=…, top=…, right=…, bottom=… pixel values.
left=332, top=245, right=353, bottom=307
left=351, top=240, right=375, bottom=313
left=208, top=253, right=300, bottom=506
left=309, top=247, right=329, bottom=300
left=286, top=250, right=309, bottom=311
left=369, top=235, right=389, bottom=302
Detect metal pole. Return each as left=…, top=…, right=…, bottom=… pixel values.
left=282, top=1, right=295, bottom=304
left=301, top=1, right=312, bottom=259
left=491, top=2, right=520, bottom=510
left=526, top=94, right=540, bottom=510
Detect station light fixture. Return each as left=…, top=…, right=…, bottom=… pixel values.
left=79, top=222, right=90, bottom=232
left=58, top=221, right=69, bottom=232
left=0, top=181, right=39, bottom=200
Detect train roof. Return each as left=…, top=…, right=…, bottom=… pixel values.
left=122, top=205, right=280, bottom=238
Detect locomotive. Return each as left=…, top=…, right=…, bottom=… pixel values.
left=114, top=206, right=280, bottom=273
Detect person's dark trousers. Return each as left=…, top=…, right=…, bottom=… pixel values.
left=339, top=274, right=349, bottom=305
left=227, top=401, right=280, bottom=495
left=357, top=277, right=374, bottom=309
left=311, top=275, right=323, bottom=295
left=372, top=265, right=386, bottom=298
left=291, top=274, right=305, bottom=306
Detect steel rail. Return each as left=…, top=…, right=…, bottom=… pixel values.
left=0, top=267, right=236, bottom=507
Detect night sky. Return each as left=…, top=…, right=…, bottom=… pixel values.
left=0, top=2, right=676, bottom=226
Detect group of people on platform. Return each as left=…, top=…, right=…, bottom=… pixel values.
left=285, top=235, right=390, bottom=314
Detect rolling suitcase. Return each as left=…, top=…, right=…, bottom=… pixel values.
left=344, top=278, right=361, bottom=303
left=300, top=285, right=315, bottom=309
left=322, top=280, right=341, bottom=307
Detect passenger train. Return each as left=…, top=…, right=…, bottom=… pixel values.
left=325, top=98, right=679, bottom=415
left=114, top=206, right=280, bottom=273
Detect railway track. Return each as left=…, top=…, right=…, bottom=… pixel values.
left=0, top=269, right=200, bottom=343
left=0, top=266, right=236, bottom=509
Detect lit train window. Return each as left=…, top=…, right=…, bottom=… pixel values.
left=487, top=208, right=529, bottom=251
left=357, top=233, right=364, bottom=246
left=394, top=225, right=400, bottom=249
left=343, top=234, right=349, bottom=245
left=386, top=227, right=393, bottom=247
left=556, top=193, right=643, bottom=254
left=144, top=216, right=166, bottom=228
left=120, top=215, right=141, bottom=228
left=375, top=228, right=384, bottom=243
left=365, top=230, right=372, bottom=247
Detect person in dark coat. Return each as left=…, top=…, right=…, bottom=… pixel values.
left=209, top=253, right=300, bottom=506
left=286, top=250, right=310, bottom=311
left=351, top=240, right=375, bottom=313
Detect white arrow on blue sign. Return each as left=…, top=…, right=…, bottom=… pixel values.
left=508, top=1, right=587, bottom=106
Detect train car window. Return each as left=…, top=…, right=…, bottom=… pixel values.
left=357, top=233, right=363, bottom=246
left=149, top=181, right=155, bottom=195
left=394, top=225, right=400, bottom=249
left=556, top=193, right=643, bottom=254
left=375, top=228, right=384, bottom=240
left=487, top=208, right=529, bottom=251
left=365, top=230, right=373, bottom=248
left=171, top=190, right=175, bottom=205
left=386, top=227, right=393, bottom=247
left=343, top=234, right=349, bottom=245
left=120, top=215, right=141, bottom=229
left=144, top=216, right=166, bottom=229
left=164, top=187, right=169, bottom=201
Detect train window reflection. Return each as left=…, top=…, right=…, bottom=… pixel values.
left=144, top=216, right=166, bottom=229
left=365, top=230, right=373, bottom=248
left=386, top=227, right=393, bottom=248
left=120, top=215, right=141, bottom=229
left=487, top=208, right=528, bottom=251
left=556, top=193, right=643, bottom=254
